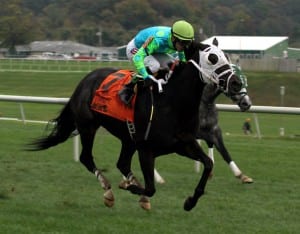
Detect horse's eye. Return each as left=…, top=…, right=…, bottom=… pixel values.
left=208, top=54, right=218, bottom=65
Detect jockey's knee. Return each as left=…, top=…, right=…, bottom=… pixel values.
left=144, top=56, right=160, bottom=74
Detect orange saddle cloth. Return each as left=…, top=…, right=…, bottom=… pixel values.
left=90, top=70, right=136, bottom=122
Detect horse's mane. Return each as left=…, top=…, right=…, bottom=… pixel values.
left=184, top=41, right=209, bottom=60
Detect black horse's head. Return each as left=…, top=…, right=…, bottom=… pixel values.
left=185, top=40, right=242, bottom=96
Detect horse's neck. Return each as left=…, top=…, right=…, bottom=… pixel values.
left=200, top=84, right=220, bottom=109
left=171, top=63, right=203, bottom=106
left=199, top=84, right=220, bottom=128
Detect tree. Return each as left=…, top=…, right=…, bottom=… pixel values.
left=0, top=0, right=35, bottom=53
left=115, top=0, right=157, bottom=30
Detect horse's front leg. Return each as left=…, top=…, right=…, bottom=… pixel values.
left=213, top=128, right=253, bottom=183
left=177, top=139, right=213, bottom=211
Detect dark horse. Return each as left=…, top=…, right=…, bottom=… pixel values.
left=28, top=41, right=242, bottom=211
left=126, top=62, right=253, bottom=208
left=148, top=64, right=253, bottom=185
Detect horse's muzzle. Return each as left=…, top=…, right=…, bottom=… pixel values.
left=238, top=95, right=252, bottom=112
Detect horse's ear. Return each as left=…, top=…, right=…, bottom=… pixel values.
left=213, top=37, right=219, bottom=46
left=184, top=41, right=210, bottom=59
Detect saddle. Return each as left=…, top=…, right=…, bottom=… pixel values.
left=90, top=70, right=137, bottom=122
left=90, top=68, right=172, bottom=123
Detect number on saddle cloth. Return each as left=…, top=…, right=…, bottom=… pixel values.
left=90, top=70, right=137, bottom=122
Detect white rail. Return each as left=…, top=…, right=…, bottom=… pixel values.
left=216, top=104, right=300, bottom=114
left=1, top=94, right=299, bottom=183
left=1, top=94, right=300, bottom=114
left=0, top=95, right=69, bottom=104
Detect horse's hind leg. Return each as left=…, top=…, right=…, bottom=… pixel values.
left=116, top=142, right=151, bottom=210
left=79, top=127, right=114, bottom=207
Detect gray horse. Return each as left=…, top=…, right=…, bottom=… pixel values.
left=195, top=63, right=253, bottom=183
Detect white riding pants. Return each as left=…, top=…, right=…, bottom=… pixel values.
left=126, top=39, right=175, bottom=74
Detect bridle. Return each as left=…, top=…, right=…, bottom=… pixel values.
left=188, top=58, right=235, bottom=94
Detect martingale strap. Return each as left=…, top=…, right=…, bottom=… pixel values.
left=188, top=59, right=218, bottom=84
left=144, top=86, right=155, bottom=140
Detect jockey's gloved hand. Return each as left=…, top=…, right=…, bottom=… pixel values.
left=144, top=77, right=154, bottom=88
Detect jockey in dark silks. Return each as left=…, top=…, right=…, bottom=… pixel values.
left=118, top=20, right=195, bottom=105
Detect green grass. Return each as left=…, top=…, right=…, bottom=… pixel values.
left=0, top=120, right=299, bottom=234
left=0, top=59, right=299, bottom=107
left=0, top=65, right=300, bottom=233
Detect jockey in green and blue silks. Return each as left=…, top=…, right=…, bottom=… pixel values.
left=119, top=20, right=194, bottom=105
left=126, top=20, right=195, bottom=80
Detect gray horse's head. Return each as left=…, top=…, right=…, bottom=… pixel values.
left=228, top=64, right=252, bottom=112
left=184, top=38, right=243, bottom=96
left=197, top=44, right=242, bottom=96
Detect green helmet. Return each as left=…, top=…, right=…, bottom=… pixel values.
left=172, top=20, right=194, bottom=40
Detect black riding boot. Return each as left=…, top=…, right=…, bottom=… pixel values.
left=118, top=81, right=135, bottom=105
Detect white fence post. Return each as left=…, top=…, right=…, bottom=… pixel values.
left=253, top=113, right=262, bottom=139
left=73, top=135, right=80, bottom=162
left=19, top=103, right=26, bottom=124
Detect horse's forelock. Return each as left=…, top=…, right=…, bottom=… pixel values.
left=185, top=42, right=209, bottom=60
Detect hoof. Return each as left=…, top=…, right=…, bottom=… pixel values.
left=238, top=174, right=254, bottom=184
left=183, top=196, right=196, bottom=211
left=118, top=179, right=129, bottom=190
left=139, top=196, right=151, bottom=211
left=104, top=189, right=114, bottom=207
left=241, top=175, right=254, bottom=184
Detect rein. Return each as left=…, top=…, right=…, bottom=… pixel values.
left=188, top=59, right=218, bottom=84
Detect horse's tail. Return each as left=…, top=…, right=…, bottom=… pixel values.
left=27, top=102, right=76, bottom=151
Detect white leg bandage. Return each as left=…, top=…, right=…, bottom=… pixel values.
left=229, top=161, right=242, bottom=177
left=208, top=148, right=214, bottom=163
left=154, top=168, right=165, bottom=184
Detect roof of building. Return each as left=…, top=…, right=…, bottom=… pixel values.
left=202, top=36, right=288, bottom=51
left=29, top=41, right=116, bottom=54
